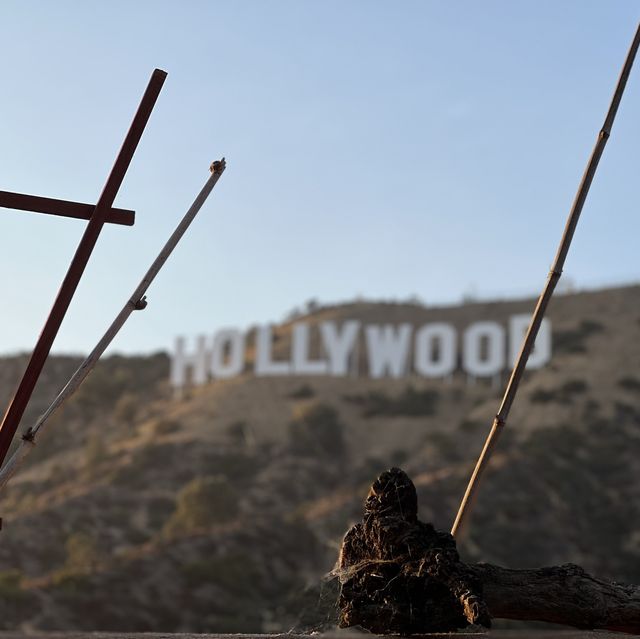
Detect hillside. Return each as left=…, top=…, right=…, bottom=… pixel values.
left=0, top=284, right=639, bottom=632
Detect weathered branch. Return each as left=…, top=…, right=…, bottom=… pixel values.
left=473, top=562, right=640, bottom=634
left=338, top=468, right=640, bottom=635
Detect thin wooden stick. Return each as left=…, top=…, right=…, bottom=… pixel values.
left=451, top=22, right=640, bottom=538
left=0, top=69, right=167, bottom=467
left=0, top=159, right=226, bottom=493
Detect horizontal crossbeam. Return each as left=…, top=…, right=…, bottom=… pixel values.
left=0, top=190, right=135, bottom=226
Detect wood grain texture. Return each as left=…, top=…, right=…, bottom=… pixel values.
left=475, top=563, right=640, bottom=634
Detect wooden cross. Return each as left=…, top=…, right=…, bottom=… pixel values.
left=0, top=68, right=167, bottom=467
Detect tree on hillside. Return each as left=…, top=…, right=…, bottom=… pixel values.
left=288, top=402, right=346, bottom=458
left=163, top=475, right=240, bottom=537
left=64, top=532, right=101, bottom=573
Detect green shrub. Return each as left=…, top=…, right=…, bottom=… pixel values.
left=0, top=570, right=27, bottom=603
left=618, top=376, right=640, bottom=392
left=288, top=402, right=345, bottom=457
left=531, top=379, right=588, bottom=404
left=345, top=385, right=439, bottom=417
left=289, top=383, right=315, bottom=399
left=150, top=418, right=182, bottom=436
left=427, top=431, right=459, bottom=457
left=181, top=553, right=262, bottom=594
left=84, top=433, right=108, bottom=469
left=562, top=379, right=588, bottom=394
left=459, top=419, right=484, bottom=432
left=553, top=319, right=604, bottom=354
left=114, top=393, right=138, bottom=427
left=50, top=570, right=92, bottom=594
left=163, top=475, right=239, bottom=536
left=64, top=531, right=101, bottom=572
left=530, top=388, right=557, bottom=403
left=226, top=420, right=250, bottom=446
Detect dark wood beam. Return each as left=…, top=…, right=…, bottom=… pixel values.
left=0, top=68, right=167, bottom=466
left=0, top=190, right=135, bottom=226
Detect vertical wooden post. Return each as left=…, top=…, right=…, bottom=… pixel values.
left=0, top=69, right=167, bottom=466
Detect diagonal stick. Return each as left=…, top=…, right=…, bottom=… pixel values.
left=0, top=159, right=226, bottom=494
left=0, top=69, right=167, bottom=466
left=451, top=22, right=640, bottom=538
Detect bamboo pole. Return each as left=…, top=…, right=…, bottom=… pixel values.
left=0, top=159, right=226, bottom=493
left=451, top=22, right=640, bottom=538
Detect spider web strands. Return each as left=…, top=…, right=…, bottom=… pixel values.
left=451, top=21, right=640, bottom=539
left=0, top=190, right=135, bottom=226
left=0, top=160, right=226, bottom=494
left=0, top=69, right=167, bottom=468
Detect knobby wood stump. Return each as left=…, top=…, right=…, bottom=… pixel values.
left=337, top=468, right=640, bottom=635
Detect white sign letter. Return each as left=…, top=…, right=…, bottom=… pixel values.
left=463, top=321, right=505, bottom=377
left=170, top=335, right=209, bottom=389
left=320, top=320, right=360, bottom=376
left=365, top=324, right=412, bottom=378
left=509, top=315, right=552, bottom=369
left=292, top=323, right=328, bottom=375
left=211, top=329, right=245, bottom=379
left=255, top=325, right=291, bottom=376
left=414, top=323, right=456, bottom=377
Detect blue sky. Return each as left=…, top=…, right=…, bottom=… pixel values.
left=1, top=1, right=639, bottom=355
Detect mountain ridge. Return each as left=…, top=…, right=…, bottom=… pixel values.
left=0, top=283, right=638, bottom=632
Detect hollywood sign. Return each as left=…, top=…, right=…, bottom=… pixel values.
left=170, top=316, right=551, bottom=390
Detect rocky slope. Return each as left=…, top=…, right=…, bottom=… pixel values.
left=0, top=285, right=638, bottom=632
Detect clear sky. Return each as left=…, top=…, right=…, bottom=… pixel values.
left=1, top=1, right=639, bottom=355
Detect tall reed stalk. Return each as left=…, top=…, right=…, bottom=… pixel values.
left=451, top=23, right=640, bottom=538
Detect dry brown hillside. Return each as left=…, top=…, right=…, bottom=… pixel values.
left=0, top=284, right=638, bottom=632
